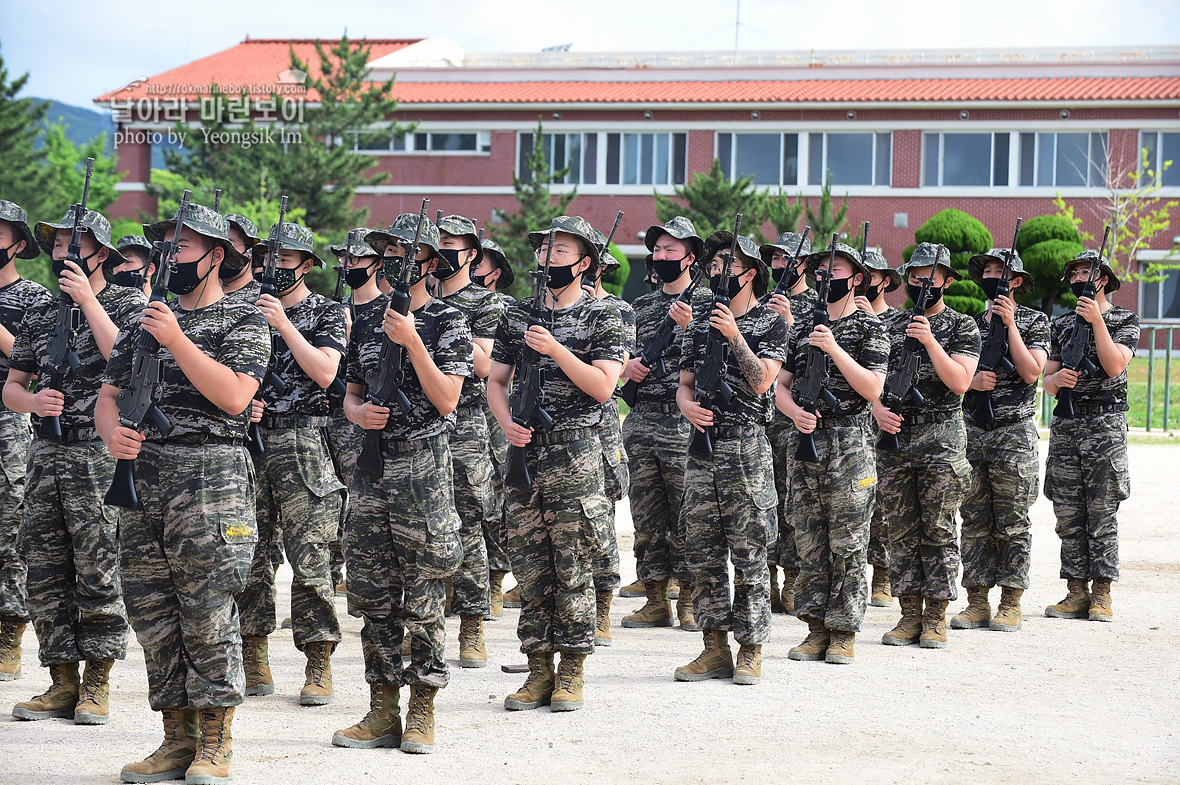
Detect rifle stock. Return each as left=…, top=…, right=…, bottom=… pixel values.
left=619, top=267, right=707, bottom=408
left=876, top=274, right=933, bottom=453
left=1054, top=223, right=1111, bottom=419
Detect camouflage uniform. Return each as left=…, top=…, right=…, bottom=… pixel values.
left=869, top=305, right=907, bottom=572
left=680, top=298, right=787, bottom=645
left=787, top=309, right=889, bottom=632
left=1045, top=305, right=1139, bottom=581
left=592, top=292, right=634, bottom=593
left=103, top=290, right=271, bottom=710
left=491, top=291, right=626, bottom=654
left=345, top=292, right=471, bottom=688
left=960, top=302, right=1049, bottom=590
left=483, top=290, right=518, bottom=574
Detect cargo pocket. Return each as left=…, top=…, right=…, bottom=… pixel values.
left=579, top=494, right=614, bottom=560
left=419, top=526, right=462, bottom=580
left=296, top=429, right=346, bottom=498
left=215, top=516, right=259, bottom=591
left=740, top=437, right=778, bottom=512
left=1107, top=453, right=1131, bottom=502
left=460, top=455, right=497, bottom=522
left=831, top=473, right=876, bottom=559
left=603, top=446, right=629, bottom=501
left=1016, top=453, right=1041, bottom=508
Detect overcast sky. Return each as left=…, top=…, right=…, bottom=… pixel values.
left=3, top=0, right=1178, bottom=109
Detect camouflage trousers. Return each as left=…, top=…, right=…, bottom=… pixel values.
left=960, top=419, right=1039, bottom=589
left=21, top=437, right=127, bottom=665
left=0, top=410, right=31, bottom=622
left=766, top=415, right=800, bottom=571
left=482, top=400, right=512, bottom=574
left=120, top=441, right=256, bottom=710
left=1044, top=413, right=1129, bottom=582
left=876, top=416, right=969, bottom=601
left=791, top=419, right=876, bottom=633
left=448, top=405, right=494, bottom=617
left=345, top=433, right=461, bottom=689
left=621, top=408, right=691, bottom=585
left=237, top=425, right=343, bottom=649
left=592, top=404, right=628, bottom=593
left=683, top=426, right=776, bottom=645
left=326, top=405, right=364, bottom=586
left=868, top=423, right=889, bottom=570
left=504, top=428, right=610, bottom=655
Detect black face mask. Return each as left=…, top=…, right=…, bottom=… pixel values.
left=710, top=272, right=746, bottom=300
left=864, top=282, right=884, bottom=302
left=651, top=255, right=689, bottom=284
left=471, top=270, right=490, bottom=288
left=544, top=261, right=581, bottom=292
left=52, top=249, right=101, bottom=279
left=112, top=269, right=148, bottom=289
left=433, top=247, right=473, bottom=281
left=771, top=263, right=803, bottom=289
left=0, top=243, right=18, bottom=270
left=345, top=263, right=378, bottom=290
left=907, top=282, right=944, bottom=309
left=979, top=277, right=1009, bottom=301
left=168, top=246, right=216, bottom=296
left=1071, top=280, right=1103, bottom=299
left=826, top=276, right=856, bottom=304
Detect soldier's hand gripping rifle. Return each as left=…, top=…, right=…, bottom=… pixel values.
left=687, top=214, right=741, bottom=459
left=504, top=229, right=557, bottom=491
left=876, top=274, right=935, bottom=453
left=619, top=266, right=707, bottom=408
left=356, top=198, right=430, bottom=478
left=794, top=230, right=855, bottom=463
left=104, top=191, right=190, bottom=509
left=246, top=195, right=290, bottom=456
left=770, top=226, right=812, bottom=298
left=1054, top=223, right=1112, bottom=419
left=39, top=157, right=95, bottom=441
left=967, top=218, right=1022, bottom=424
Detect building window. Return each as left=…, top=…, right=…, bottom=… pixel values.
left=807, top=132, right=890, bottom=186
left=345, top=129, right=490, bottom=154
left=1016, top=131, right=1108, bottom=187
left=1141, top=262, right=1180, bottom=321
left=1141, top=131, right=1180, bottom=186
left=923, top=132, right=1011, bottom=187
left=717, top=133, right=798, bottom=186
left=605, top=132, right=687, bottom=185
left=519, top=132, right=585, bottom=184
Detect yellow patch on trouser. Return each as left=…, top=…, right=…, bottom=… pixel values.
left=858, top=477, right=877, bottom=489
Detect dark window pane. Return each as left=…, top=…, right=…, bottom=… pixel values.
left=809, top=132, right=824, bottom=185
left=606, top=133, right=620, bottom=184
left=583, top=133, right=597, bottom=185
left=718, top=133, right=732, bottom=180
left=782, top=134, right=799, bottom=186
left=655, top=133, right=670, bottom=184
left=430, top=133, right=476, bottom=151
left=414, top=132, right=427, bottom=151
left=640, top=133, right=655, bottom=185
left=623, top=133, right=638, bottom=185
left=875, top=133, right=891, bottom=186
left=553, top=134, right=566, bottom=181
left=519, top=133, right=534, bottom=182
left=1089, top=132, right=1108, bottom=187
left=1019, top=132, right=1036, bottom=186
left=673, top=133, right=687, bottom=184
left=1161, top=133, right=1180, bottom=187
left=993, top=133, right=1009, bottom=186
left=735, top=134, right=781, bottom=185
left=942, top=133, right=991, bottom=186
left=1038, top=133, right=1056, bottom=186
left=1163, top=269, right=1180, bottom=319
left=1142, top=275, right=1160, bottom=319
left=924, top=133, right=939, bottom=186
left=1055, top=132, right=1089, bottom=186
left=566, top=134, right=581, bottom=183
left=826, top=134, right=874, bottom=185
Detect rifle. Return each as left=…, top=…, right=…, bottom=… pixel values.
left=687, top=213, right=741, bottom=459
left=504, top=228, right=557, bottom=491
left=1054, top=223, right=1112, bottom=419
left=795, top=227, right=864, bottom=463
left=356, top=198, right=430, bottom=477
left=38, top=157, right=94, bottom=441
left=876, top=274, right=935, bottom=453
left=327, top=229, right=365, bottom=401
left=213, top=188, right=222, bottom=212
left=247, top=195, right=290, bottom=456
left=104, top=191, right=190, bottom=509
left=967, top=218, right=1023, bottom=424
left=770, top=226, right=812, bottom=297
left=619, top=266, right=707, bottom=408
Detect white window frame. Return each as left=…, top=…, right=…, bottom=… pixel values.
left=1140, top=130, right=1180, bottom=187
left=1139, top=251, right=1180, bottom=323
left=346, top=128, right=491, bottom=156
left=808, top=131, right=891, bottom=188
left=923, top=131, right=1011, bottom=187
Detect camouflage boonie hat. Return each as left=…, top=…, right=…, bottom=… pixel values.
left=479, top=238, right=515, bottom=288
left=0, top=200, right=40, bottom=259
left=968, top=248, right=1035, bottom=294
left=368, top=213, right=441, bottom=259
left=759, top=231, right=812, bottom=266
left=146, top=202, right=247, bottom=272
left=1062, top=249, right=1120, bottom=294
left=600, top=250, right=622, bottom=270
left=528, top=215, right=601, bottom=272
left=35, top=206, right=124, bottom=263
left=805, top=242, right=871, bottom=294
left=704, top=230, right=767, bottom=294
left=250, top=221, right=325, bottom=267
left=862, top=249, right=903, bottom=292
left=644, top=216, right=704, bottom=259
left=113, top=235, right=154, bottom=269
left=224, top=214, right=261, bottom=244
left=898, top=242, right=955, bottom=278
left=437, top=215, right=483, bottom=266
left=329, top=227, right=380, bottom=260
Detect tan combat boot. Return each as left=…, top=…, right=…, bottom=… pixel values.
left=781, top=568, right=799, bottom=615
left=990, top=587, right=1024, bottom=631
left=733, top=644, right=762, bottom=685
left=335, top=581, right=347, bottom=597
left=120, top=708, right=197, bottom=783
left=788, top=620, right=830, bottom=662
left=673, top=629, right=734, bottom=682
left=676, top=581, right=700, bottom=631
left=0, top=621, right=25, bottom=681
left=332, top=681, right=401, bottom=748
left=826, top=631, right=855, bottom=664
left=502, top=583, right=522, bottom=608
left=770, top=569, right=785, bottom=614
left=621, top=579, right=673, bottom=628
left=950, top=586, right=992, bottom=629
left=185, top=706, right=234, bottom=784
left=870, top=566, right=893, bottom=607
left=594, top=591, right=613, bottom=647
left=12, top=661, right=80, bottom=720
left=74, top=658, right=114, bottom=725
left=487, top=570, right=507, bottom=619
left=1089, top=579, right=1114, bottom=622
left=459, top=616, right=489, bottom=667
left=551, top=652, right=586, bottom=711
left=300, top=641, right=334, bottom=705
left=617, top=578, right=645, bottom=598
left=882, top=595, right=924, bottom=646
left=667, top=579, right=680, bottom=599
left=242, top=635, right=274, bottom=696
left=1045, top=580, right=1091, bottom=619
left=504, top=652, right=555, bottom=710
left=400, top=684, right=438, bottom=754
left=920, top=598, right=949, bottom=649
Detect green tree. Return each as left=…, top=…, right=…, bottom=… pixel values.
left=601, top=242, right=630, bottom=297
left=489, top=118, right=576, bottom=300
left=39, top=121, right=122, bottom=219
left=903, top=208, right=993, bottom=316
left=765, top=187, right=804, bottom=237
left=653, top=159, right=769, bottom=241
left=0, top=50, right=53, bottom=217
left=1015, top=214, right=1084, bottom=314
left=802, top=171, right=851, bottom=245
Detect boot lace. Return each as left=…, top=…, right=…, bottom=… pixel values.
left=306, top=646, right=330, bottom=687
left=78, top=662, right=105, bottom=705
left=556, top=657, right=581, bottom=693
left=459, top=618, right=479, bottom=650
left=0, top=625, right=15, bottom=654
left=737, top=646, right=759, bottom=670
left=405, top=690, right=432, bottom=735
left=595, top=602, right=609, bottom=631
left=194, top=710, right=229, bottom=764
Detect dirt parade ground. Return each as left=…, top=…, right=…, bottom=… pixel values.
left=2, top=441, right=1178, bottom=784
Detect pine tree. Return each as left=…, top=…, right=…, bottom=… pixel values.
left=802, top=171, right=850, bottom=245
left=653, top=159, right=768, bottom=241
left=765, top=187, right=805, bottom=238
left=0, top=50, right=53, bottom=216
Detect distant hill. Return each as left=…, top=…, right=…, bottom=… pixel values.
left=32, top=99, right=115, bottom=151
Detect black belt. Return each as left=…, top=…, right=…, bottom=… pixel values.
left=60, top=427, right=99, bottom=443
left=165, top=434, right=243, bottom=446
left=904, top=411, right=959, bottom=426
left=260, top=415, right=330, bottom=429
left=528, top=427, right=595, bottom=446
left=711, top=424, right=760, bottom=440
left=630, top=401, right=681, bottom=414
left=813, top=414, right=867, bottom=430
left=968, top=417, right=1028, bottom=432
left=380, top=432, right=445, bottom=455
left=1067, top=403, right=1125, bottom=415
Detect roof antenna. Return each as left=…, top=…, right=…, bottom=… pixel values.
left=734, top=0, right=740, bottom=57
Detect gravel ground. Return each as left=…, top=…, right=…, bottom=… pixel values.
left=3, top=442, right=1178, bottom=784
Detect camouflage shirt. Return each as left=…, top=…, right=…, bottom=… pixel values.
left=785, top=308, right=890, bottom=418
left=964, top=304, right=1050, bottom=422
left=440, top=282, right=507, bottom=408
left=0, top=278, right=53, bottom=376
left=629, top=285, right=713, bottom=405
left=789, top=286, right=820, bottom=331
left=878, top=306, right=906, bottom=331
left=11, top=284, right=146, bottom=430
left=884, top=305, right=981, bottom=417
left=347, top=294, right=473, bottom=441
left=1049, top=305, right=1140, bottom=410
left=102, top=297, right=271, bottom=440
left=261, top=292, right=347, bottom=416
left=491, top=291, right=627, bottom=430
left=681, top=302, right=789, bottom=427
left=329, top=295, right=383, bottom=409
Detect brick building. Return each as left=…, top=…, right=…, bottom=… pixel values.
left=94, top=37, right=1180, bottom=332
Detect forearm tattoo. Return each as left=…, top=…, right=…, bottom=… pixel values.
left=730, top=333, right=767, bottom=389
